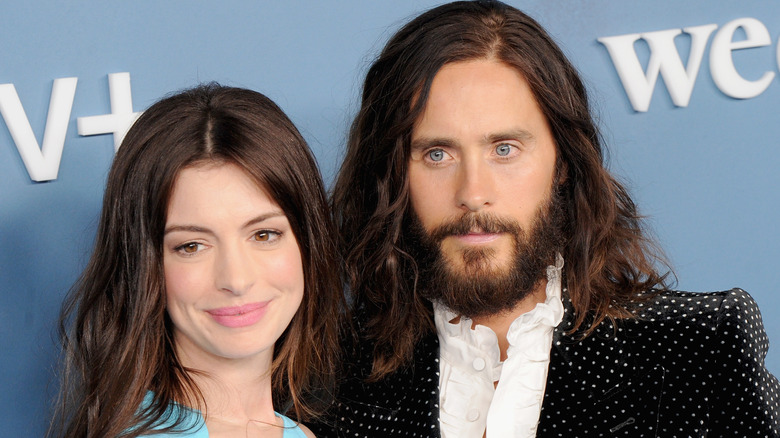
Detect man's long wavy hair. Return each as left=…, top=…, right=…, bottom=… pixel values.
left=50, top=84, right=345, bottom=437
left=331, top=0, right=670, bottom=380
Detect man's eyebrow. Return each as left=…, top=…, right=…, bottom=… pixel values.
left=410, top=137, right=459, bottom=152
left=411, top=129, right=536, bottom=152
left=484, top=129, right=535, bottom=144
left=164, top=211, right=286, bottom=236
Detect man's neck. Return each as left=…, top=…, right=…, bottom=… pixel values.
left=470, top=279, right=548, bottom=361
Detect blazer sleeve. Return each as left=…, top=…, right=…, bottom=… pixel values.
left=710, top=288, right=779, bottom=437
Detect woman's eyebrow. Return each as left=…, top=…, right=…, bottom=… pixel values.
left=164, top=224, right=213, bottom=236
left=242, top=211, right=286, bottom=229
left=164, top=211, right=286, bottom=236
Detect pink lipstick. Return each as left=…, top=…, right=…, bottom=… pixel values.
left=206, top=302, right=268, bottom=328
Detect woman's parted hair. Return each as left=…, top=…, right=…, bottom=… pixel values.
left=52, top=83, right=344, bottom=437
left=331, top=0, right=669, bottom=379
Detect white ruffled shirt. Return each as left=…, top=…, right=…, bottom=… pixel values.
left=435, top=255, right=564, bottom=438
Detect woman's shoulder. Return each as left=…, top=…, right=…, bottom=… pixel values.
left=137, top=392, right=208, bottom=437
left=278, top=412, right=315, bottom=438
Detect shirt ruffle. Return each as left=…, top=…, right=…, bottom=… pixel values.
left=435, top=254, right=564, bottom=438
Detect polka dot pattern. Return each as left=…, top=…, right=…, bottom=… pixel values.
left=307, top=300, right=442, bottom=437
left=539, top=288, right=779, bottom=436
left=311, top=289, right=779, bottom=437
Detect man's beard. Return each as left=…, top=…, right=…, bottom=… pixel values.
left=404, top=190, right=566, bottom=320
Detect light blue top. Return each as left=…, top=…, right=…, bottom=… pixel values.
left=140, top=392, right=307, bottom=437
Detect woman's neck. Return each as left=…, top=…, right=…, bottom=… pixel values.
left=177, top=346, right=279, bottom=434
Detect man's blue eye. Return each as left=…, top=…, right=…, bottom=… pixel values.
left=428, top=149, right=445, bottom=161
left=496, top=144, right=512, bottom=156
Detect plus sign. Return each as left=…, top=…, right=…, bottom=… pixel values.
left=77, top=72, right=142, bottom=151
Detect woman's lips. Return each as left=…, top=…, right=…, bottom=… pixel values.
left=206, top=302, right=269, bottom=328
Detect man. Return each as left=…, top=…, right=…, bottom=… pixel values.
left=314, top=1, right=780, bottom=436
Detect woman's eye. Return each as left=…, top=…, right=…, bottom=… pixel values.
left=253, top=231, right=280, bottom=242
left=428, top=149, right=445, bottom=162
left=176, top=242, right=203, bottom=254
left=496, top=144, right=513, bottom=156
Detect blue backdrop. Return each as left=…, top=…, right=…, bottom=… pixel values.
left=1, top=1, right=778, bottom=435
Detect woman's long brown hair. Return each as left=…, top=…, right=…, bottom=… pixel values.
left=50, top=84, right=345, bottom=437
left=331, top=0, right=670, bottom=380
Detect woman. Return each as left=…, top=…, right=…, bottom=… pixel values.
left=50, top=84, right=344, bottom=437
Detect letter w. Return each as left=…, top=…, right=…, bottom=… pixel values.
left=0, top=78, right=78, bottom=182
left=598, top=25, right=717, bottom=112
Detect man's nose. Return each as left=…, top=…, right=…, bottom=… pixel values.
left=455, top=156, right=495, bottom=212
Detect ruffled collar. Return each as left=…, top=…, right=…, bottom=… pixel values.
left=435, top=253, right=565, bottom=367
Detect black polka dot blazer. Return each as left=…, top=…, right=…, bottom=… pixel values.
left=310, top=289, right=780, bottom=437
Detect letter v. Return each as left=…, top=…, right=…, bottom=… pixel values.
left=0, top=77, right=78, bottom=182
left=598, top=25, right=717, bottom=112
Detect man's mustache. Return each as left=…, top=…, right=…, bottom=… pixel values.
left=429, top=213, right=523, bottom=242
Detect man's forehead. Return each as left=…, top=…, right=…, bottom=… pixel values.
left=409, top=60, right=547, bottom=140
